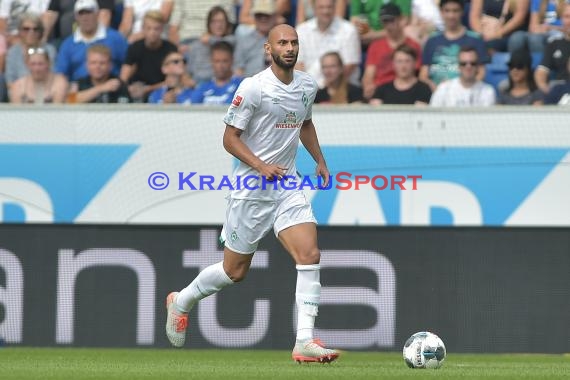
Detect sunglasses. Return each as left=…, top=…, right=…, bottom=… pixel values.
left=28, top=47, right=47, bottom=55
left=458, top=61, right=478, bottom=67
left=508, top=63, right=527, bottom=70
left=21, top=26, right=41, bottom=33
left=164, top=58, right=187, bottom=65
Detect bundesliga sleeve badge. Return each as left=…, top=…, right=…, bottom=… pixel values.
left=232, top=95, right=243, bottom=107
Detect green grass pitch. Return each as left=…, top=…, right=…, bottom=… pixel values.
left=1, top=348, right=569, bottom=380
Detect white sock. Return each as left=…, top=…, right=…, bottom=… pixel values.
left=295, top=264, right=321, bottom=341
left=175, top=261, right=234, bottom=312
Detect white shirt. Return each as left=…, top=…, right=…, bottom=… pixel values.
left=124, top=0, right=167, bottom=34
left=223, top=67, right=318, bottom=200
left=412, top=0, right=444, bottom=30
left=430, top=78, right=496, bottom=107
left=296, top=17, right=361, bottom=88
left=0, top=0, right=50, bottom=35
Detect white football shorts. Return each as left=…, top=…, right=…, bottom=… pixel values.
left=220, top=191, right=317, bottom=254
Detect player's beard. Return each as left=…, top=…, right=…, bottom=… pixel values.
left=272, top=52, right=297, bottom=69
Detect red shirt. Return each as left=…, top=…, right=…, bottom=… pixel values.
left=365, top=37, right=422, bottom=87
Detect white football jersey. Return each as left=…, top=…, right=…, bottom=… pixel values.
left=223, top=67, right=318, bottom=200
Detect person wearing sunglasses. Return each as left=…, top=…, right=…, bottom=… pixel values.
left=148, top=52, right=193, bottom=104
left=5, top=13, right=57, bottom=89
left=497, top=48, right=544, bottom=105
left=0, top=0, right=50, bottom=46
left=430, top=45, right=496, bottom=106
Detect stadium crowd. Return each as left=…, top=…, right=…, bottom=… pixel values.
left=0, top=0, right=569, bottom=105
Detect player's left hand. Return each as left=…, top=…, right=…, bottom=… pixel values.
left=315, top=162, right=330, bottom=189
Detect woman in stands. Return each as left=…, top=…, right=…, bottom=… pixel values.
left=315, top=51, right=363, bottom=104
left=186, top=6, right=236, bottom=85
left=497, top=49, right=544, bottom=105
left=9, top=47, right=68, bottom=104
left=469, top=0, right=530, bottom=53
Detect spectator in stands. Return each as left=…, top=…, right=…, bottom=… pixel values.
left=510, top=0, right=565, bottom=54
left=430, top=46, right=496, bottom=106
left=370, top=44, right=431, bottom=105
left=350, top=0, right=412, bottom=45
left=420, top=0, right=488, bottom=91
left=1, top=0, right=50, bottom=46
left=0, top=34, right=6, bottom=102
left=188, top=6, right=236, bottom=85
left=119, top=0, right=173, bottom=43
left=236, top=0, right=290, bottom=36
left=9, top=46, right=68, bottom=103
left=6, top=13, right=57, bottom=88
left=233, top=0, right=276, bottom=78
left=296, top=0, right=361, bottom=87
left=468, top=0, right=530, bottom=53
left=191, top=41, right=243, bottom=105
left=120, top=10, right=177, bottom=102
left=55, top=0, right=127, bottom=81
left=545, top=56, right=570, bottom=104
left=148, top=51, right=193, bottom=104
left=497, top=48, right=544, bottom=105
left=361, top=3, right=421, bottom=100
left=76, top=44, right=130, bottom=103
left=168, top=0, right=235, bottom=51
left=407, top=0, right=444, bottom=45
left=42, top=0, right=114, bottom=44
left=315, top=51, right=363, bottom=103
left=535, top=2, right=570, bottom=94
left=296, top=0, right=347, bottom=24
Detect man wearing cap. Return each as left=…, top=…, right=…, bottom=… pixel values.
left=361, top=3, right=421, bottom=99
left=42, top=0, right=115, bottom=44
left=55, top=0, right=128, bottom=81
left=233, top=0, right=277, bottom=78
left=350, top=0, right=411, bottom=45
left=296, top=0, right=361, bottom=88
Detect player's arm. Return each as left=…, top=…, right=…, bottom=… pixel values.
left=299, top=119, right=330, bottom=187
left=223, top=124, right=287, bottom=180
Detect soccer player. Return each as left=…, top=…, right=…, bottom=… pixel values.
left=165, top=23, right=339, bottom=364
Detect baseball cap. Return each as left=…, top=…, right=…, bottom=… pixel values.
left=251, top=0, right=276, bottom=16
left=74, top=0, right=99, bottom=13
left=507, top=49, right=531, bottom=69
left=379, top=3, right=402, bottom=21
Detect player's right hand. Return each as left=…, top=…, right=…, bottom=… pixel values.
left=258, top=163, right=287, bottom=182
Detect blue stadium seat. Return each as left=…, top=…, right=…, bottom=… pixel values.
left=531, top=52, right=543, bottom=69
left=484, top=52, right=510, bottom=92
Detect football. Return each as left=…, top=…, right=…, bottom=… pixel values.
left=403, top=331, right=446, bottom=369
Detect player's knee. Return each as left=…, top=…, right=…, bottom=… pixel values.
left=297, top=248, right=320, bottom=265
left=225, top=266, right=249, bottom=282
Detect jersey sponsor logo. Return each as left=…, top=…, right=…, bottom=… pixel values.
left=275, top=111, right=302, bottom=129
left=232, top=95, right=243, bottom=107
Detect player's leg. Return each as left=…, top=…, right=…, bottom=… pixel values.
left=166, top=199, right=271, bottom=347
left=274, top=193, right=339, bottom=363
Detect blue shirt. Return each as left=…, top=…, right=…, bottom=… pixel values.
left=191, top=77, right=243, bottom=105
left=531, top=0, right=562, bottom=26
left=422, top=31, right=489, bottom=85
left=148, top=86, right=194, bottom=104
left=55, top=26, right=128, bottom=81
